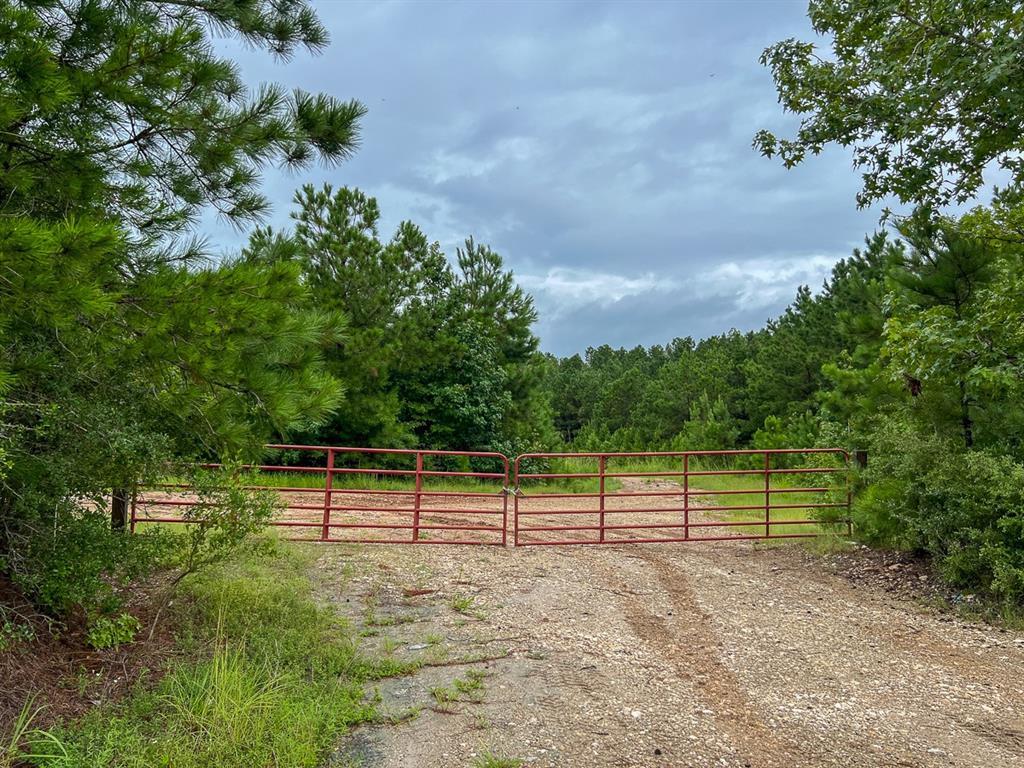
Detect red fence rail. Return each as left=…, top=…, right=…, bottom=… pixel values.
left=131, top=446, right=852, bottom=547
left=132, top=444, right=509, bottom=545
left=512, top=449, right=851, bottom=546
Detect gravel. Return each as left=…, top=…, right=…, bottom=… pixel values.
left=313, top=534, right=1024, bottom=768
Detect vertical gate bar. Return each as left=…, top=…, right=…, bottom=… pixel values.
left=321, top=448, right=335, bottom=542
left=683, top=453, right=690, bottom=540
left=598, top=455, right=606, bottom=543
left=764, top=452, right=771, bottom=538
left=412, top=452, right=423, bottom=543
left=501, top=456, right=508, bottom=547
left=129, top=485, right=138, bottom=534
left=846, top=452, right=853, bottom=537
left=513, top=456, right=520, bottom=547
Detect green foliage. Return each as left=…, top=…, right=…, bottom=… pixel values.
left=1, top=694, right=68, bottom=767
left=0, top=0, right=364, bottom=234
left=0, top=612, right=36, bottom=652
left=246, top=185, right=555, bottom=456
left=670, top=392, right=739, bottom=452
left=53, top=543, right=378, bottom=768
left=755, top=0, right=1024, bottom=211
left=1, top=0, right=358, bottom=619
left=855, top=416, right=1024, bottom=606
left=86, top=613, right=141, bottom=650
left=752, top=414, right=818, bottom=452
left=13, top=511, right=170, bottom=619
left=177, top=468, right=281, bottom=580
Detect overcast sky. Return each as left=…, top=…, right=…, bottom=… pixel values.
left=206, top=0, right=887, bottom=356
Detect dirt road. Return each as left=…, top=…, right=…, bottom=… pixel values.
left=315, top=539, right=1024, bottom=768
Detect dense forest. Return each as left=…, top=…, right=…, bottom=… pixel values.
left=2, top=0, right=1024, bottom=659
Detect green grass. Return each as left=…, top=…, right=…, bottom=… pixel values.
left=1, top=695, right=67, bottom=767
left=43, top=540, right=410, bottom=768
left=450, top=593, right=486, bottom=619
left=471, top=751, right=524, bottom=768
left=430, top=669, right=487, bottom=712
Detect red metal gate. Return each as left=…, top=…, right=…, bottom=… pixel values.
left=512, top=449, right=851, bottom=546
left=132, top=444, right=509, bottom=545
left=132, top=445, right=851, bottom=546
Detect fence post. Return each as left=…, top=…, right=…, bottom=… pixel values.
left=111, top=488, right=128, bottom=530
left=321, top=448, right=335, bottom=541
left=412, top=452, right=423, bottom=542
left=502, top=456, right=509, bottom=547
left=683, top=453, right=690, bottom=540
left=129, top=485, right=138, bottom=533
left=764, top=452, right=771, bottom=538
left=598, top=455, right=606, bottom=543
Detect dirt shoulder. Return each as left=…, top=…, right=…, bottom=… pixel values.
left=313, top=539, right=1024, bottom=768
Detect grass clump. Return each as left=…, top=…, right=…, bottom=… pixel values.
left=472, top=751, right=524, bottom=768
left=45, top=540, right=385, bottom=768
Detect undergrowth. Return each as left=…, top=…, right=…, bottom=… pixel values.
left=18, top=540, right=403, bottom=767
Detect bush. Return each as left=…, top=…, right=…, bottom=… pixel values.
left=86, top=613, right=142, bottom=650
left=670, top=393, right=738, bottom=452
left=12, top=510, right=171, bottom=620
left=854, top=415, right=1024, bottom=605
left=176, top=468, right=280, bottom=580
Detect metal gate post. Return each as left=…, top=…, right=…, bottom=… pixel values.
left=502, top=456, right=509, bottom=547
left=512, top=456, right=520, bottom=547
left=321, top=448, right=335, bottom=541
left=847, top=452, right=854, bottom=537
left=598, top=455, right=606, bottom=543
left=129, top=485, right=138, bottom=533
left=412, top=452, right=423, bottom=542
left=764, top=452, right=771, bottom=538
left=683, top=453, right=690, bottom=540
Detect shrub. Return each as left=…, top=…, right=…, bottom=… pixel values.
left=86, top=613, right=142, bottom=650
left=175, top=467, right=281, bottom=583
left=12, top=510, right=172, bottom=620
left=854, top=415, right=1024, bottom=605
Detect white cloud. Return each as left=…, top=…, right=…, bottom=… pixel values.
left=518, top=267, right=681, bottom=317
left=699, top=254, right=838, bottom=310
left=519, top=252, right=841, bottom=321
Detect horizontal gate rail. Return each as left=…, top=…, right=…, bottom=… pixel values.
left=130, top=444, right=853, bottom=548
left=513, top=449, right=851, bottom=547
left=132, top=444, right=509, bottom=546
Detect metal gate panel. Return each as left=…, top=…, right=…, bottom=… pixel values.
left=132, top=444, right=509, bottom=545
left=513, top=449, right=850, bottom=546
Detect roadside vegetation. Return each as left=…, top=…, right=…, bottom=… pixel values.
left=6, top=539, right=410, bottom=767
left=2, top=0, right=1024, bottom=760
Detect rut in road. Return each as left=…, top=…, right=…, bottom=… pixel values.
left=317, top=538, right=1024, bottom=768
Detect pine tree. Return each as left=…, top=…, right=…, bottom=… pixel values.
left=1, top=0, right=361, bottom=615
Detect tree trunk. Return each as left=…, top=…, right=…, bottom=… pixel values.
left=959, top=380, right=974, bottom=449
left=111, top=488, right=128, bottom=530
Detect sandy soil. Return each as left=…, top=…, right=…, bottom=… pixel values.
left=315, top=538, right=1024, bottom=768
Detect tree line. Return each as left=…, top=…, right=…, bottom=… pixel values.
left=2, top=0, right=1024, bottom=632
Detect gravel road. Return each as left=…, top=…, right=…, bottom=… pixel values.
left=315, top=537, right=1024, bottom=768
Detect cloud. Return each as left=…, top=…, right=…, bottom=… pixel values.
left=698, top=254, right=839, bottom=310
left=206, top=0, right=889, bottom=355
left=518, top=268, right=680, bottom=315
